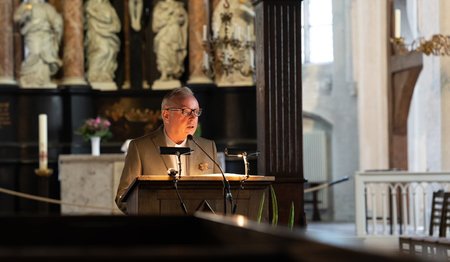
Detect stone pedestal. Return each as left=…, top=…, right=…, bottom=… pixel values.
left=151, top=79, right=181, bottom=90
left=90, top=82, right=118, bottom=91
left=59, top=154, right=125, bottom=215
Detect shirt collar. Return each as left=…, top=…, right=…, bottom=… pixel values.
left=164, top=129, right=187, bottom=147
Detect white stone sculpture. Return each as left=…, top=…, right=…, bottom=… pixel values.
left=14, top=0, right=63, bottom=88
left=85, top=0, right=121, bottom=90
left=211, top=0, right=255, bottom=87
left=129, top=0, right=143, bottom=31
left=151, top=0, right=188, bottom=90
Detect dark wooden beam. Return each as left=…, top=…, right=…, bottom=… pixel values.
left=254, top=0, right=304, bottom=226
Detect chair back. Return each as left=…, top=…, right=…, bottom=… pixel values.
left=429, top=190, right=445, bottom=237
left=440, top=192, right=450, bottom=237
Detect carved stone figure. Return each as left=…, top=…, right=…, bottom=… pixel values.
left=85, top=0, right=121, bottom=90
left=152, top=0, right=188, bottom=90
left=129, top=0, right=143, bottom=31
left=14, top=0, right=63, bottom=88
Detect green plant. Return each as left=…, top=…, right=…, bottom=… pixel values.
left=257, top=186, right=296, bottom=230
left=256, top=191, right=265, bottom=223
left=75, top=116, right=112, bottom=141
left=288, top=201, right=295, bottom=230
left=270, top=185, right=278, bottom=226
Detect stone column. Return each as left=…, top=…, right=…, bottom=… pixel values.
left=13, top=0, right=21, bottom=82
left=122, top=1, right=131, bottom=89
left=0, top=0, right=16, bottom=85
left=61, top=0, right=87, bottom=86
left=187, top=0, right=213, bottom=84
left=353, top=0, right=389, bottom=170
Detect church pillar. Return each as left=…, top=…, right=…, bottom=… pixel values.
left=354, top=1, right=389, bottom=170
left=61, top=0, right=87, bottom=86
left=187, top=0, right=213, bottom=84
left=0, top=0, right=16, bottom=85
left=254, top=0, right=304, bottom=226
left=12, top=0, right=21, bottom=82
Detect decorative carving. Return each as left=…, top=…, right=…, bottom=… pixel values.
left=85, top=0, right=121, bottom=90
left=14, top=0, right=63, bottom=88
left=151, top=0, right=188, bottom=90
left=205, top=0, right=255, bottom=87
left=103, top=101, right=162, bottom=140
left=0, top=102, right=11, bottom=129
left=129, top=0, right=143, bottom=31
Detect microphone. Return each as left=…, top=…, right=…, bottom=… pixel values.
left=167, top=168, right=178, bottom=178
left=187, top=135, right=234, bottom=215
left=160, top=147, right=192, bottom=178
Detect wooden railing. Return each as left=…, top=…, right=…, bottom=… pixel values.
left=355, top=171, right=450, bottom=237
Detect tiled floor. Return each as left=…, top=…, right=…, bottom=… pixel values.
left=306, top=221, right=356, bottom=237
left=304, top=222, right=401, bottom=255
left=303, top=222, right=365, bottom=250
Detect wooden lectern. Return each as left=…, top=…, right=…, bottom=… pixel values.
left=122, top=174, right=274, bottom=221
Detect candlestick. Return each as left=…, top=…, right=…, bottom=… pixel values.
left=234, top=26, right=241, bottom=40
left=38, top=114, right=48, bottom=170
left=203, top=51, right=209, bottom=70
left=203, top=24, right=207, bottom=42
left=394, top=9, right=401, bottom=38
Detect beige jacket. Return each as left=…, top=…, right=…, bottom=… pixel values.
left=115, top=126, right=220, bottom=213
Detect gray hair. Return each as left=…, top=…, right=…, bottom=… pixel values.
left=161, top=86, right=194, bottom=110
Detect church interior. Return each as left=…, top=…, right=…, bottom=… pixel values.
left=0, top=0, right=449, bottom=260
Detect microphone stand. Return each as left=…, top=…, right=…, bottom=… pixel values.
left=188, top=135, right=234, bottom=215
left=225, top=149, right=260, bottom=214
left=168, top=169, right=188, bottom=214
left=160, top=147, right=192, bottom=215
left=176, top=151, right=182, bottom=178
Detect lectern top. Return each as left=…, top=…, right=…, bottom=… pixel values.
left=136, top=174, right=275, bottom=182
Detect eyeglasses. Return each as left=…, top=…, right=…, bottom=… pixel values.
left=165, top=108, right=202, bottom=117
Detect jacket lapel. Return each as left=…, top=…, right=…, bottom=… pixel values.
left=151, top=127, right=172, bottom=170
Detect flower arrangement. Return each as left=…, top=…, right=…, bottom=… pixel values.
left=76, top=116, right=112, bottom=141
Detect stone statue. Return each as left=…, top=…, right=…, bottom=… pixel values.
left=129, top=0, right=143, bottom=31
left=151, top=0, right=188, bottom=90
left=14, top=0, right=63, bottom=88
left=85, top=0, right=121, bottom=90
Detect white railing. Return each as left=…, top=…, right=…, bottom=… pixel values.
left=355, top=171, right=450, bottom=237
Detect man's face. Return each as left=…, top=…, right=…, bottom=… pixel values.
left=162, top=95, right=200, bottom=143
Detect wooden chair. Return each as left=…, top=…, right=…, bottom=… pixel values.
left=429, top=190, right=445, bottom=237
left=399, top=190, right=450, bottom=260
left=436, top=238, right=450, bottom=260
left=398, top=236, right=412, bottom=255
left=440, top=192, right=450, bottom=237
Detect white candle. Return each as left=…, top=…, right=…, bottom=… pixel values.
left=249, top=49, right=255, bottom=68
left=394, top=9, right=401, bottom=38
left=247, top=25, right=251, bottom=42
left=38, top=114, right=48, bottom=170
left=234, top=26, right=241, bottom=40
left=203, top=51, right=209, bottom=69
left=202, top=24, right=207, bottom=42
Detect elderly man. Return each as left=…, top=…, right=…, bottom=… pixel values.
left=115, top=86, right=220, bottom=213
